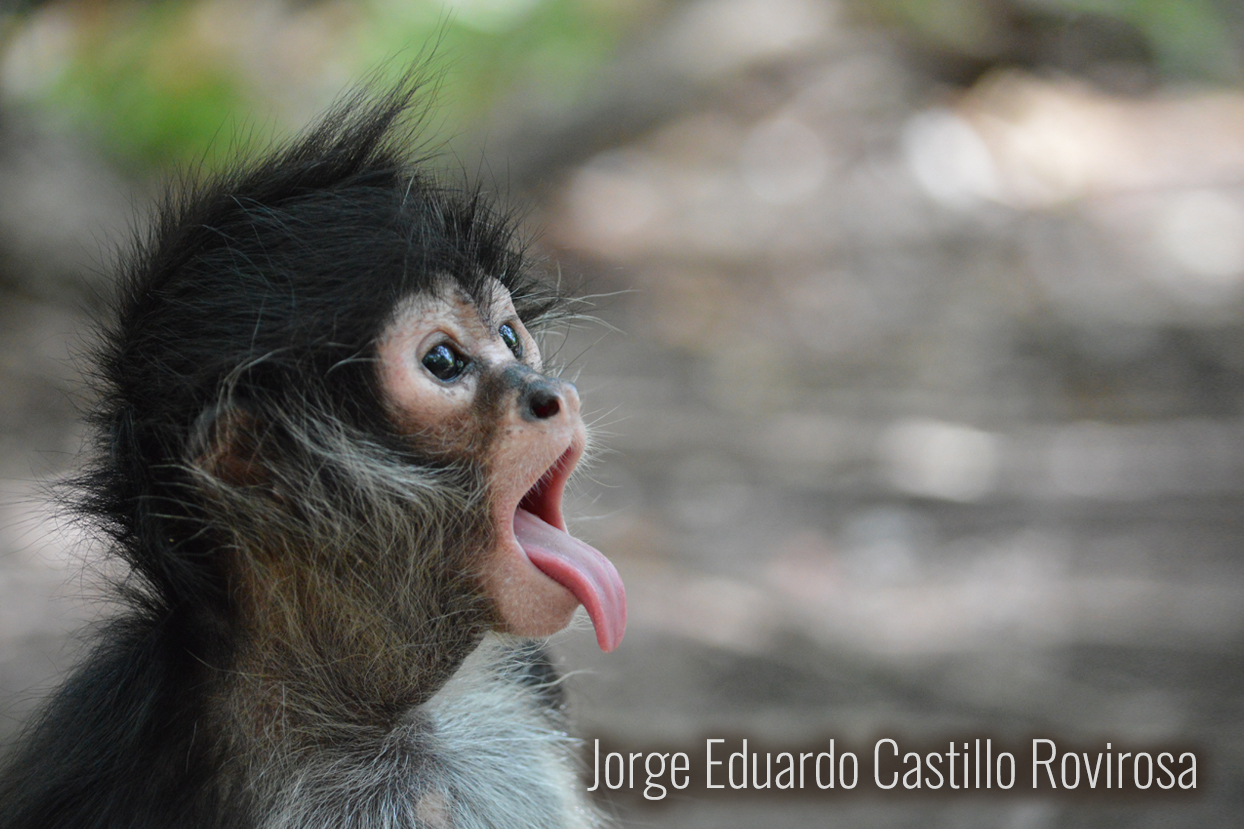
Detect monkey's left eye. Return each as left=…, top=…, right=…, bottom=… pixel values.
left=422, top=344, right=468, bottom=381
left=498, top=323, right=523, bottom=359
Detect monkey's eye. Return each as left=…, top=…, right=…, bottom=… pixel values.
left=422, top=344, right=468, bottom=382
left=499, top=323, right=523, bottom=359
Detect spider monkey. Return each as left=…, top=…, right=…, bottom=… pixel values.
left=0, top=74, right=625, bottom=829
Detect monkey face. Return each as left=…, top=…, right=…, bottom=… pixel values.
left=377, top=279, right=626, bottom=652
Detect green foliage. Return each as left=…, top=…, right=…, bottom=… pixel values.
left=356, top=0, right=631, bottom=128
left=9, top=1, right=258, bottom=170
left=1070, top=0, right=1241, bottom=81
left=3, top=0, right=647, bottom=173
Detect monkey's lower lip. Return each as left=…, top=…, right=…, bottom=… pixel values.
left=513, top=445, right=626, bottom=651
left=513, top=509, right=626, bottom=652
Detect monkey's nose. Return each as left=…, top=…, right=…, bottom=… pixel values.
left=528, top=387, right=561, bottom=420
left=521, top=377, right=578, bottom=421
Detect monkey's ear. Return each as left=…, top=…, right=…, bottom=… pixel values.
left=191, top=403, right=269, bottom=488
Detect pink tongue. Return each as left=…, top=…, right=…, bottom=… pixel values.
left=513, top=508, right=626, bottom=652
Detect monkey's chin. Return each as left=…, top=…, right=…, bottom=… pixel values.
left=512, top=508, right=626, bottom=652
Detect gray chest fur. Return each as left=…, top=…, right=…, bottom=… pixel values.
left=256, top=638, right=600, bottom=829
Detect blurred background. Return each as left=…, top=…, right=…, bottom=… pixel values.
left=1, top=0, right=1242, bottom=826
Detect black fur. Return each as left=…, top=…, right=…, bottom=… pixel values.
left=0, top=74, right=575, bottom=829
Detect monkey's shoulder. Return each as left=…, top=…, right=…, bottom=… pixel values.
left=0, top=617, right=237, bottom=829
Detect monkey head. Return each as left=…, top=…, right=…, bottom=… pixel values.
left=82, top=84, right=627, bottom=720
left=378, top=279, right=625, bottom=652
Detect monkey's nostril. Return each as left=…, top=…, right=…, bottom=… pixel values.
left=528, top=389, right=561, bottom=420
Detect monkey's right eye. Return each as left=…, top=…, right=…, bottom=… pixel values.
left=422, top=344, right=468, bottom=381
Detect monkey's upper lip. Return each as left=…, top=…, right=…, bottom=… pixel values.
left=513, top=445, right=627, bottom=652
left=517, top=444, right=578, bottom=533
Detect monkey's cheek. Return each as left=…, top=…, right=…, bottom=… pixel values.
left=482, top=546, right=581, bottom=638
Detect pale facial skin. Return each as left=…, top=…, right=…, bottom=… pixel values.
left=376, top=279, right=587, bottom=639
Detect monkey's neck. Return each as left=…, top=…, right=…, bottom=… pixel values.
left=220, top=603, right=486, bottom=753
left=217, top=536, right=491, bottom=742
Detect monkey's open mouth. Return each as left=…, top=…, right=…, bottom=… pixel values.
left=513, top=446, right=627, bottom=652
left=517, top=446, right=577, bottom=532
